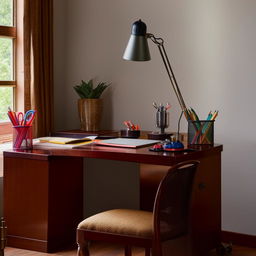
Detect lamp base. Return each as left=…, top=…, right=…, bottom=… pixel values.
left=147, top=132, right=172, bottom=140
left=163, top=140, right=184, bottom=151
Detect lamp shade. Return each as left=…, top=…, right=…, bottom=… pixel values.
left=123, top=20, right=151, bottom=61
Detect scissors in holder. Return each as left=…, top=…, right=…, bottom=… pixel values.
left=17, top=112, right=24, bottom=126
left=23, top=110, right=36, bottom=125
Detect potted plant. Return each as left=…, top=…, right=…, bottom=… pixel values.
left=74, top=79, right=110, bottom=131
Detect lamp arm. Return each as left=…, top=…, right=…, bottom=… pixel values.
left=147, top=33, right=189, bottom=119
left=160, top=44, right=187, bottom=110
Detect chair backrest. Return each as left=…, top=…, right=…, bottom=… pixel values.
left=153, top=160, right=199, bottom=244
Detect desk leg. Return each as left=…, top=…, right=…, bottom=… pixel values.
left=140, top=152, right=221, bottom=256
left=4, top=155, right=83, bottom=253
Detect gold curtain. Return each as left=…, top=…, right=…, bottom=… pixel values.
left=23, top=0, right=54, bottom=137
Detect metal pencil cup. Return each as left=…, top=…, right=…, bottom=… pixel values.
left=13, top=125, right=33, bottom=150
left=156, top=109, right=169, bottom=134
left=188, top=120, right=214, bottom=145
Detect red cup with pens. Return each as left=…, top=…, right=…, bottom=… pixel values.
left=7, top=108, right=36, bottom=150
left=121, top=121, right=140, bottom=138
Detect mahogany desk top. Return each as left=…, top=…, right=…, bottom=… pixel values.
left=4, top=143, right=223, bottom=166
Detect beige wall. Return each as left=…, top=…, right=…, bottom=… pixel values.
left=54, top=0, right=256, bottom=235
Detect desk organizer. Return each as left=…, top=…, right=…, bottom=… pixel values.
left=188, top=120, right=214, bottom=145
left=120, top=129, right=140, bottom=138
left=13, top=125, right=33, bottom=150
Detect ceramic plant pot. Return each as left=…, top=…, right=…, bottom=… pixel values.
left=78, top=98, right=102, bottom=131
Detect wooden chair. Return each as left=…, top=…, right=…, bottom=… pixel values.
left=76, top=160, right=199, bottom=256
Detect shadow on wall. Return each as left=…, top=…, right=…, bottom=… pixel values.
left=101, top=85, right=113, bottom=130
left=84, top=158, right=140, bottom=218
left=0, top=177, right=3, bottom=217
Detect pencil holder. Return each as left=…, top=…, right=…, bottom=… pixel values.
left=13, top=125, right=33, bottom=150
left=188, top=120, right=214, bottom=145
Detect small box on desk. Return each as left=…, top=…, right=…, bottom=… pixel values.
left=120, top=129, right=140, bottom=138
left=188, top=120, right=214, bottom=145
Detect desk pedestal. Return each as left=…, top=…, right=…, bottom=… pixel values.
left=4, top=155, right=83, bottom=252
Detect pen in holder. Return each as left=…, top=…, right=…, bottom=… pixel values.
left=121, top=121, right=140, bottom=138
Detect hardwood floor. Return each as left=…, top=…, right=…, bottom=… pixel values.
left=4, top=243, right=256, bottom=256
left=5, top=243, right=144, bottom=256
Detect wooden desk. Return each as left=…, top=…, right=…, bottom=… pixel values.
left=3, top=143, right=222, bottom=255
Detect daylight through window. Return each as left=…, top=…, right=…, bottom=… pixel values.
left=0, top=0, right=16, bottom=122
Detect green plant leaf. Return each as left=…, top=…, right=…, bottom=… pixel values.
left=73, top=79, right=110, bottom=99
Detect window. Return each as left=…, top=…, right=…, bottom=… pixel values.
left=0, top=0, right=16, bottom=142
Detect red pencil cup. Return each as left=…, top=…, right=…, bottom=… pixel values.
left=13, top=125, right=33, bottom=150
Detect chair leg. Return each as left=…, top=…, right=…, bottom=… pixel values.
left=77, top=241, right=90, bottom=256
left=125, top=245, right=132, bottom=256
left=145, top=247, right=151, bottom=256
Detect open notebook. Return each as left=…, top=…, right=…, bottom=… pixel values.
left=33, top=136, right=97, bottom=149
left=94, top=138, right=160, bottom=148
left=37, top=136, right=97, bottom=144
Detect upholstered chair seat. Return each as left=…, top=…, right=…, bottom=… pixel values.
left=78, top=209, right=153, bottom=238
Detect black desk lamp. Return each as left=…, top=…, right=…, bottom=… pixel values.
left=123, top=19, right=189, bottom=121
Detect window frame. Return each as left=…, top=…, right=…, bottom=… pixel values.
left=0, top=0, right=17, bottom=142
